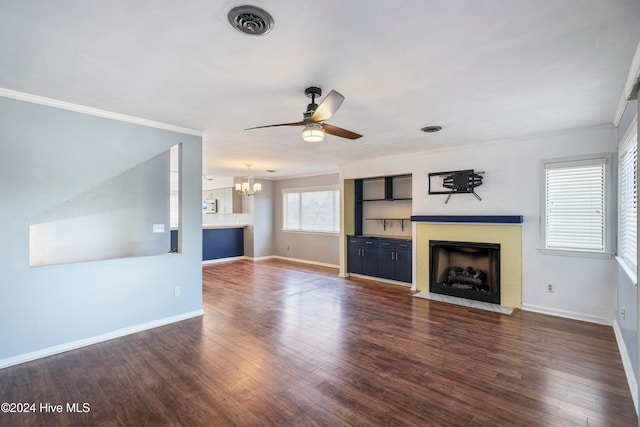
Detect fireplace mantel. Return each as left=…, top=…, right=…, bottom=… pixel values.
left=411, top=215, right=523, bottom=224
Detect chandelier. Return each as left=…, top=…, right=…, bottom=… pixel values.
left=235, top=163, right=262, bottom=196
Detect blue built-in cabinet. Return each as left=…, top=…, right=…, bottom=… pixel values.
left=347, top=235, right=412, bottom=283
left=171, top=227, right=245, bottom=261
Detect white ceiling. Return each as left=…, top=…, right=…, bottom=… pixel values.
left=1, top=1, right=639, bottom=180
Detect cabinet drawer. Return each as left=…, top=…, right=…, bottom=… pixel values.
left=362, top=238, right=378, bottom=247
left=396, top=241, right=412, bottom=250
left=348, top=236, right=379, bottom=247
left=378, top=239, right=412, bottom=250
left=348, top=236, right=369, bottom=246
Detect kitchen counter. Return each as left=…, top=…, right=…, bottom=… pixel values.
left=202, top=224, right=247, bottom=229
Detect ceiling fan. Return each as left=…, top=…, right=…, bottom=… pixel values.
left=245, top=86, right=362, bottom=142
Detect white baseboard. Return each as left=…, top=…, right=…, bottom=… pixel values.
left=202, top=254, right=339, bottom=270
left=613, top=319, right=639, bottom=415
left=202, top=256, right=247, bottom=265
left=269, top=255, right=339, bottom=269
left=0, top=309, right=204, bottom=370
left=521, top=303, right=611, bottom=326
left=248, top=255, right=276, bottom=262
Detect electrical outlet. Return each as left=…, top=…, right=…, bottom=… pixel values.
left=621, top=308, right=626, bottom=320
left=174, top=287, right=181, bottom=297
left=546, top=284, right=554, bottom=292
left=287, top=245, right=290, bottom=251
left=153, top=224, right=165, bottom=233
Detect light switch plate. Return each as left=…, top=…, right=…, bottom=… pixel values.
left=153, top=224, right=165, bottom=233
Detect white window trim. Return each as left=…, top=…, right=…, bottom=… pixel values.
left=617, top=116, right=638, bottom=282
left=282, top=185, right=340, bottom=234
left=538, top=153, right=614, bottom=258
left=617, top=256, right=638, bottom=287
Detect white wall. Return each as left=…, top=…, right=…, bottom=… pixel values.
left=0, top=96, right=203, bottom=365
left=243, top=178, right=273, bottom=258
left=341, top=125, right=618, bottom=324
left=273, top=173, right=340, bottom=266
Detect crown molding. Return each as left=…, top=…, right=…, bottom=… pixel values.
left=272, top=170, right=339, bottom=181
left=0, top=88, right=202, bottom=137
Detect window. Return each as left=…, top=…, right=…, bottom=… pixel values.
left=542, top=155, right=610, bottom=255
left=618, top=122, right=637, bottom=272
left=283, top=186, right=340, bottom=233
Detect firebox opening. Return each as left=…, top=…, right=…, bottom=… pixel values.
left=429, top=240, right=500, bottom=304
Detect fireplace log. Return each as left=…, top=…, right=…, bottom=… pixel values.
left=448, top=267, right=486, bottom=287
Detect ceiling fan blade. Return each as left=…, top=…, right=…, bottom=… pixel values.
left=323, top=123, right=362, bottom=140
left=245, top=121, right=305, bottom=130
left=310, top=90, right=345, bottom=122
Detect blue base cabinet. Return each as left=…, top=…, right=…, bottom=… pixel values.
left=348, top=236, right=411, bottom=283
left=347, top=236, right=379, bottom=277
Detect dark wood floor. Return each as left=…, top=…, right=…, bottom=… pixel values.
left=0, top=259, right=636, bottom=426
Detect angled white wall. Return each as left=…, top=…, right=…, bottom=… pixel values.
left=29, top=150, right=171, bottom=266
left=0, top=96, right=203, bottom=366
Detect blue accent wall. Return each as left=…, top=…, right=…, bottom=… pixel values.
left=203, top=228, right=244, bottom=260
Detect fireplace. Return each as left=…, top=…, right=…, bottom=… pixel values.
left=429, top=240, right=500, bottom=304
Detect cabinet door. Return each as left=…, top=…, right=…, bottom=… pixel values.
left=377, top=247, right=396, bottom=280
left=361, top=246, right=378, bottom=277
left=395, top=249, right=412, bottom=283
left=203, top=190, right=214, bottom=201
left=347, top=243, right=362, bottom=274
left=221, top=188, right=231, bottom=213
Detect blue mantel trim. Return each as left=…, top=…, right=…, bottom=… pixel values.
left=410, top=215, right=523, bottom=224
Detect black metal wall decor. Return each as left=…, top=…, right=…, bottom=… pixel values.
left=428, top=169, right=484, bottom=204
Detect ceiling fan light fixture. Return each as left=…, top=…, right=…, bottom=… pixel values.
left=302, top=123, right=325, bottom=142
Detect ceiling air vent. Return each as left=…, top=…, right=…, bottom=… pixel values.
left=228, top=5, right=274, bottom=36
left=421, top=126, right=442, bottom=133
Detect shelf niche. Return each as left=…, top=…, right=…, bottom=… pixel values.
left=354, top=174, right=412, bottom=237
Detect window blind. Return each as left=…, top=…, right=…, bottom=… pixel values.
left=283, top=187, right=340, bottom=233
left=619, top=131, right=637, bottom=270
left=545, top=160, right=606, bottom=252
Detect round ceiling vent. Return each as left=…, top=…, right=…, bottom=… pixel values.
left=228, top=5, right=274, bottom=36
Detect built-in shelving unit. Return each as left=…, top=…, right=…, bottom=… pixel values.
left=348, top=174, right=413, bottom=283
left=366, top=217, right=411, bottom=231
left=354, top=174, right=412, bottom=236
